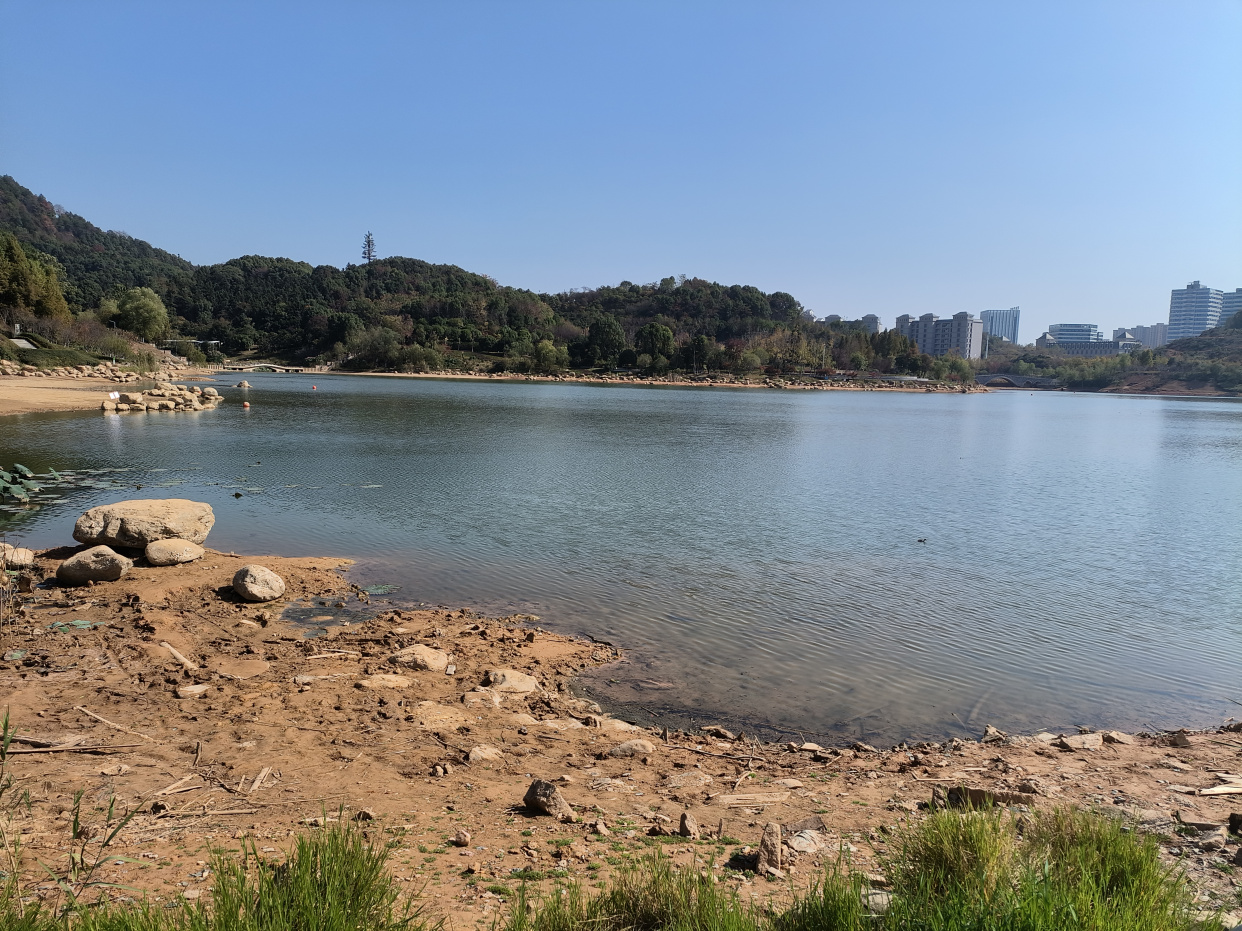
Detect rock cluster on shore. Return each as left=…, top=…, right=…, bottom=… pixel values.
left=0, top=359, right=190, bottom=382
left=101, top=382, right=223, bottom=413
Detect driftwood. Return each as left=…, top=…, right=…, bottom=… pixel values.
left=75, top=705, right=155, bottom=742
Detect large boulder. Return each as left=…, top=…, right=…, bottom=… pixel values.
left=57, top=546, right=133, bottom=585
left=145, top=538, right=205, bottom=566
left=523, top=779, right=575, bottom=821
left=232, top=565, right=286, bottom=602
left=73, top=499, right=215, bottom=548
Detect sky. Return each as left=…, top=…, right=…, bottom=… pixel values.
left=3, top=2, right=1240, bottom=342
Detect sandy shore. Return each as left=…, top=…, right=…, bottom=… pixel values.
left=0, top=375, right=133, bottom=417
left=1, top=544, right=1239, bottom=921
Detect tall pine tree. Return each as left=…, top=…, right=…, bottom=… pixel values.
left=362, top=232, right=376, bottom=263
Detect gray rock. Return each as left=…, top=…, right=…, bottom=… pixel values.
left=679, top=813, right=700, bottom=839
left=145, top=538, right=205, bottom=566
left=757, top=822, right=782, bottom=875
left=56, top=546, right=133, bottom=585
left=74, top=499, right=215, bottom=547
left=485, top=668, right=540, bottom=693
left=0, top=543, right=35, bottom=569
left=607, top=738, right=656, bottom=759
left=1055, top=733, right=1103, bottom=751
left=389, top=644, right=449, bottom=672
left=524, top=779, right=575, bottom=821
left=232, top=564, right=286, bottom=602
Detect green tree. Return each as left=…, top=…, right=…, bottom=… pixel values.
left=362, top=232, right=377, bottom=263
left=0, top=231, right=70, bottom=320
left=635, top=322, right=674, bottom=360
left=587, top=316, right=626, bottom=363
left=115, top=287, right=169, bottom=341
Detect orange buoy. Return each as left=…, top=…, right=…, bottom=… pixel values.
left=312, top=385, right=317, bottom=390
left=243, top=401, right=250, bottom=408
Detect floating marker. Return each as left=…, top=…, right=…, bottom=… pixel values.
left=243, top=401, right=251, bottom=408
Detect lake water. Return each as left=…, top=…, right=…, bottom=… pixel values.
left=3, top=374, right=1240, bottom=744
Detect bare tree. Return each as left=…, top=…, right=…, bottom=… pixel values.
left=362, top=232, right=377, bottom=263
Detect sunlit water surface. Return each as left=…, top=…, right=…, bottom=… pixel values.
left=3, top=374, right=1240, bottom=743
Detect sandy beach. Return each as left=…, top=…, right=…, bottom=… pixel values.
left=2, top=541, right=1239, bottom=922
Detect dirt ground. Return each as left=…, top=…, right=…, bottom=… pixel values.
left=1, top=550, right=1240, bottom=926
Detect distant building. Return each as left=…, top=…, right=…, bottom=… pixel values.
left=1047, top=323, right=1102, bottom=343
left=1222, top=289, right=1242, bottom=328
left=1037, top=332, right=1140, bottom=356
left=824, top=314, right=881, bottom=333
left=1168, top=281, right=1224, bottom=340
left=860, top=314, right=880, bottom=335
left=896, top=312, right=983, bottom=359
left=1114, top=323, right=1167, bottom=349
left=980, top=307, right=1020, bottom=344
left=823, top=314, right=843, bottom=324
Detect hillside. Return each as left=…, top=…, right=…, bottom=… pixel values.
left=3, top=175, right=952, bottom=379
left=0, top=176, right=194, bottom=310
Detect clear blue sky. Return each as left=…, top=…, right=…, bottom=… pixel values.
left=3, top=2, right=1240, bottom=342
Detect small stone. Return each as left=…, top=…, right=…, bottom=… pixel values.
left=606, top=739, right=656, bottom=759
left=355, top=674, right=412, bottom=690
left=523, top=779, right=575, bottom=821
left=145, top=538, right=204, bottom=566
left=461, top=688, right=502, bottom=708
left=353, top=808, right=376, bottom=822
left=701, top=725, right=736, bottom=740
left=1102, top=730, right=1135, bottom=745
left=57, top=546, right=133, bottom=585
left=232, top=565, right=286, bottom=602
left=0, top=543, right=36, bottom=569
left=388, top=644, right=449, bottom=672
left=176, top=684, right=210, bottom=699
left=590, top=819, right=610, bottom=836
left=486, top=668, right=540, bottom=693
left=982, top=725, right=1007, bottom=743
left=1055, top=733, right=1103, bottom=751
left=1198, top=828, right=1227, bottom=851
left=468, top=745, right=504, bottom=762
left=679, top=813, right=700, bottom=839
left=852, top=742, right=879, bottom=754
left=433, top=765, right=444, bottom=777
left=757, top=822, right=782, bottom=874
left=452, top=829, right=471, bottom=847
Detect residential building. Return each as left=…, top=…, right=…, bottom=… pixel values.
left=1047, top=323, right=1102, bottom=343
left=1222, top=289, right=1242, bottom=328
left=1114, top=323, right=1168, bottom=349
left=860, top=314, right=880, bottom=335
left=1167, top=281, right=1224, bottom=340
left=896, top=312, right=983, bottom=359
left=980, top=307, right=1020, bottom=344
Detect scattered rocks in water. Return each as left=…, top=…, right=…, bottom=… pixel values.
left=56, top=545, right=133, bottom=585
left=74, top=499, right=215, bottom=548
left=236, top=381, right=252, bottom=388
left=389, top=643, right=449, bottom=672
left=523, top=779, right=575, bottom=821
left=484, top=668, right=539, bottom=693
left=232, top=564, right=286, bottom=602
left=101, top=383, right=225, bottom=414
left=145, top=538, right=205, bottom=566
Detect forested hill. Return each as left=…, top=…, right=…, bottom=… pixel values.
left=0, top=175, right=194, bottom=309
left=0, top=175, right=821, bottom=366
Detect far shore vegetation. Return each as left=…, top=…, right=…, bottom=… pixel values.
left=3, top=174, right=1241, bottom=393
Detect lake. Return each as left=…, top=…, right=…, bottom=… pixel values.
left=3, top=374, right=1240, bottom=744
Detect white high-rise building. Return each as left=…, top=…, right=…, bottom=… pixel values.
left=1168, top=281, right=1224, bottom=340
left=894, top=312, right=983, bottom=359
left=1221, top=289, right=1242, bottom=328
